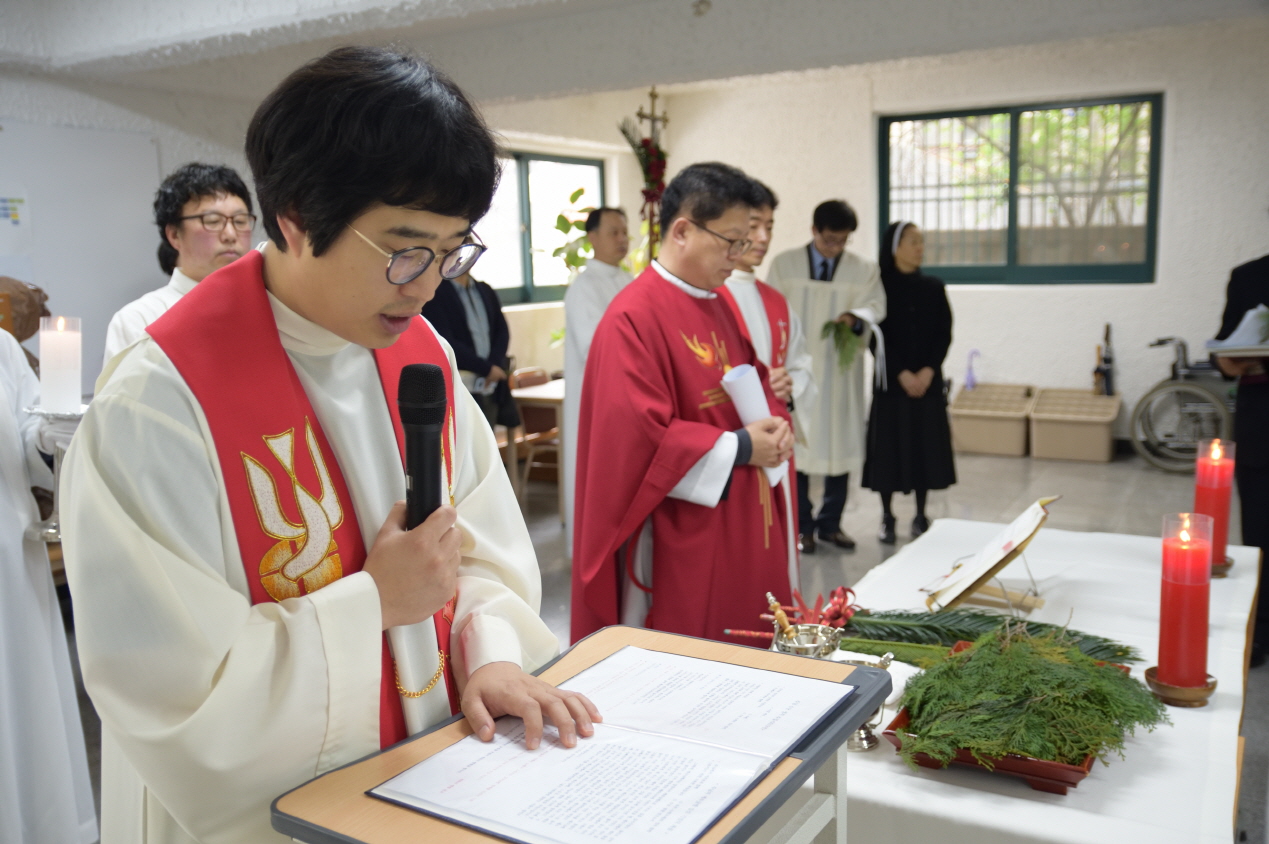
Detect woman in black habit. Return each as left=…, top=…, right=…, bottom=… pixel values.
left=863, top=221, right=956, bottom=543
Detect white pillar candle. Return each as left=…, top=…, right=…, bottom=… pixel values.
left=39, top=316, right=82, bottom=413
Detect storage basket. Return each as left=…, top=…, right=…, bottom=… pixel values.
left=948, top=383, right=1036, bottom=456
left=1029, top=389, right=1121, bottom=462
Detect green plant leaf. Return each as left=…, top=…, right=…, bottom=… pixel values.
left=555, top=215, right=571, bottom=234
left=570, top=187, right=585, bottom=203
left=573, top=220, right=587, bottom=231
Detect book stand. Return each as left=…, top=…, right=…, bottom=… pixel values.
left=272, top=626, right=890, bottom=844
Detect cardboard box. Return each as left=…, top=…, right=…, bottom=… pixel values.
left=949, top=384, right=1036, bottom=456
left=1029, top=389, right=1121, bottom=462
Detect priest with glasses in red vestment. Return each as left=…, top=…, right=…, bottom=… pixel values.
left=571, top=162, right=797, bottom=645
left=62, top=47, right=598, bottom=844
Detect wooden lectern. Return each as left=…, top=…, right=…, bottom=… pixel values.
left=273, top=626, right=891, bottom=844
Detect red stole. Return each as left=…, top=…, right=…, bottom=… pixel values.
left=716, top=279, right=791, bottom=368
left=147, top=250, right=456, bottom=749
left=571, top=267, right=792, bottom=643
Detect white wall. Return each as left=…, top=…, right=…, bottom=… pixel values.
left=650, top=19, right=1269, bottom=433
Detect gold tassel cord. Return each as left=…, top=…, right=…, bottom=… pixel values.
left=395, top=652, right=446, bottom=698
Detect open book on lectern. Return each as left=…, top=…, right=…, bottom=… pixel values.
left=924, top=496, right=1060, bottom=612
left=369, top=646, right=855, bottom=844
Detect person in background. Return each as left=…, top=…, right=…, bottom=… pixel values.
left=1, top=327, right=97, bottom=844
left=719, top=178, right=814, bottom=584
left=1213, top=248, right=1269, bottom=665
left=766, top=200, right=886, bottom=553
left=862, top=221, right=956, bottom=543
left=563, top=207, right=632, bottom=551
left=421, top=260, right=520, bottom=430
left=103, top=163, right=254, bottom=364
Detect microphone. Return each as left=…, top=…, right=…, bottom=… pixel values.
left=398, top=363, right=448, bottom=529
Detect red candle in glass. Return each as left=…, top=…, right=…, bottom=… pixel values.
left=1158, top=513, right=1213, bottom=688
left=1194, top=438, right=1236, bottom=571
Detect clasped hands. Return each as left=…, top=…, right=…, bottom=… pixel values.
left=898, top=366, right=936, bottom=399
left=744, top=416, right=793, bottom=467
left=364, top=501, right=601, bottom=750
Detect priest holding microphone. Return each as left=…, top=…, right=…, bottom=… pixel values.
left=61, top=47, right=597, bottom=844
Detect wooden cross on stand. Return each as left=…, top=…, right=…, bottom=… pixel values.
left=636, top=86, right=669, bottom=145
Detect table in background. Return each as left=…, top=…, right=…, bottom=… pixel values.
left=844, top=518, right=1258, bottom=844
left=510, top=378, right=565, bottom=520
left=273, top=626, right=891, bottom=844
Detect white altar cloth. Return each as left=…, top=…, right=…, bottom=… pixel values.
left=845, top=518, right=1258, bottom=844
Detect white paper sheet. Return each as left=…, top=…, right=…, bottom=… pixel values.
left=720, top=364, right=788, bottom=486
left=372, top=647, right=854, bottom=844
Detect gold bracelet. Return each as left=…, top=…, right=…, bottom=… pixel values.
left=394, top=651, right=446, bottom=698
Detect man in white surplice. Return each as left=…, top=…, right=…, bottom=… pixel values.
left=766, top=199, right=885, bottom=554
left=0, top=330, right=98, bottom=844
left=102, top=163, right=254, bottom=365
left=562, top=207, right=631, bottom=552
left=722, top=179, right=814, bottom=588
left=61, top=47, right=597, bottom=844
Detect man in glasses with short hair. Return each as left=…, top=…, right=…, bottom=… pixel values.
left=103, top=162, right=256, bottom=364
left=571, top=161, right=796, bottom=647
left=63, top=47, right=594, bottom=844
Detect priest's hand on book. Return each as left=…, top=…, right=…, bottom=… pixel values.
left=768, top=366, right=793, bottom=401
left=745, top=416, right=793, bottom=468
left=461, top=661, right=602, bottom=750
left=365, top=500, right=461, bottom=630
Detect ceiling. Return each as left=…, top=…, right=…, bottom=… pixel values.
left=4, top=0, right=1268, bottom=104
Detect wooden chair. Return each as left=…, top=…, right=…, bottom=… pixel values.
left=509, top=367, right=561, bottom=511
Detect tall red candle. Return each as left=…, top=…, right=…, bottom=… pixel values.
left=1194, top=438, right=1236, bottom=572
left=1158, top=513, right=1213, bottom=688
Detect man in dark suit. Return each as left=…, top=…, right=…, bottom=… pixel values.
left=1214, top=252, right=1269, bottom=664
left=422, top=269, right=520, bottom=428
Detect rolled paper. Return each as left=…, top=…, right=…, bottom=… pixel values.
left=39, top=316, right=82, bottom=413
left=721, top=364, right=788, bottom=486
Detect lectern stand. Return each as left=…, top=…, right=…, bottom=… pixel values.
left=272, top=626, right=891, bottom=844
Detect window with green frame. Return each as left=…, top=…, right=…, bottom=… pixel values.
left=478, top=152, right=606, bottom=304
left=878, top=95, right=1162, bottom=284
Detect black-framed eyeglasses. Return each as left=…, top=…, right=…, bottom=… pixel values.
left=688, top=219, right=752, bottom=259
left=178, top=212, right=257, bottom=233
left=349, top=227, right=487, bottom=286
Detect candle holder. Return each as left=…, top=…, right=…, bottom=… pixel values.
left=1143, top=667, right=1217, bottom=708
left=1194, top=438, right=1235, bottom=579
left=1151, top=513, right=1215, bottom=703
left=23, top=404, right=87, bottom=543
left=39, top=316, right=82, bottom=414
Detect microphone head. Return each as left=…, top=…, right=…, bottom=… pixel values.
left=398, top=363, right=447, bottom=426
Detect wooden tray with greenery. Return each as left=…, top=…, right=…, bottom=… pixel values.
left=882, top=635, right=1166, bottom=795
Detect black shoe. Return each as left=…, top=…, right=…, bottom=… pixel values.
left=911, top=515, right=930, bottom=538
left=798, top=533, right=816, bottom=554
left=817, top=530, right=857, bottom=551
left=879, top=516, right=896, bottom=545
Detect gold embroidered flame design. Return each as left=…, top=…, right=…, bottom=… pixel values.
left=681, top=331, right=732, bottom=373
left=242, top=419, right=345, bottom=601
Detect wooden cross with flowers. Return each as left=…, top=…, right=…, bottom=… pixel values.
left=619, top=86, right=669, bottom=258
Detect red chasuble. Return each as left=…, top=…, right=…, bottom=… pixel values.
left=715, top=280, right=791, bottom=368
left=147, top=250, right=457, bottom=749
left=570, top=267, right=793, bottom=644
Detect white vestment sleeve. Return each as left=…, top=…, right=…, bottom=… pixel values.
left=785, top=311, right=817, bottom=442
left=445, top=371, right=560, bottom=684
left=61, top=346, right=384, bottom=844
left=667, top=431, right=737, bottom=507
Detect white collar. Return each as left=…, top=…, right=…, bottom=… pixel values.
left=169, top=268, right=199, bottom=296
left=267, top=290, right=353, bottom=357
left=727, top=269, right=757, bottom=285
left=651, top=260, right=715, bottom=300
